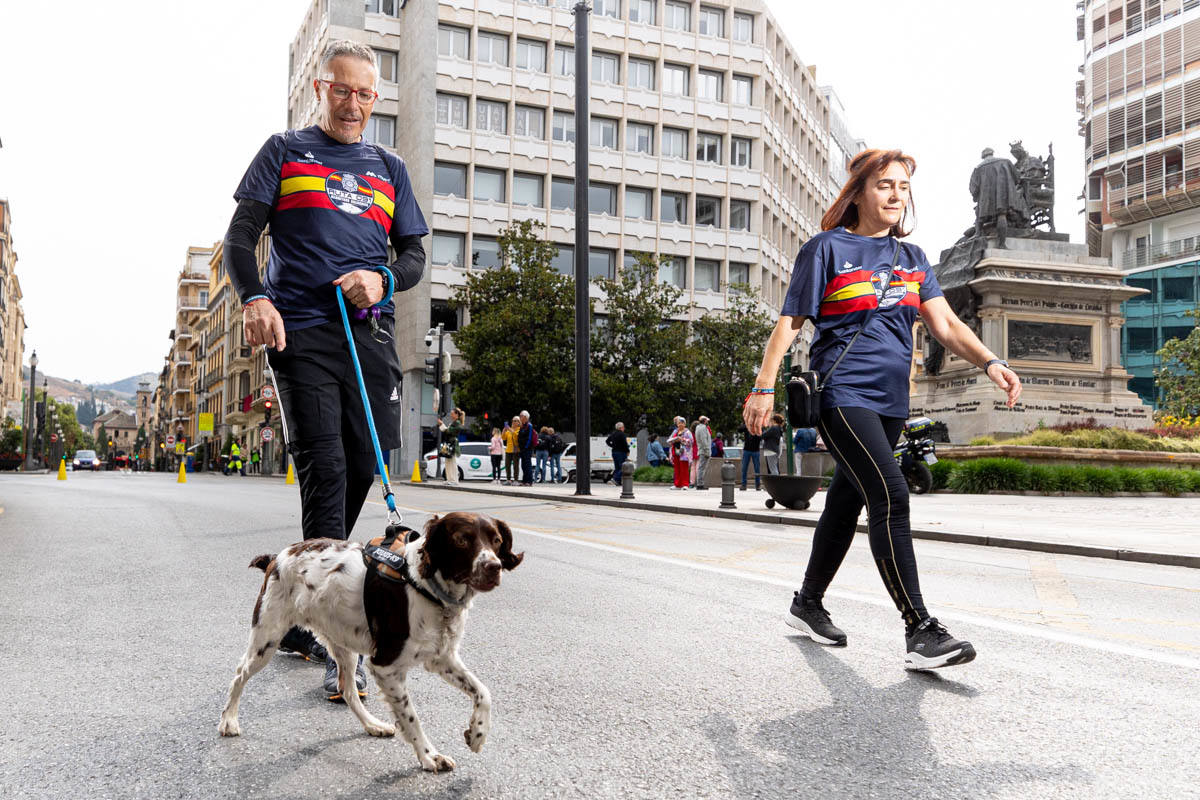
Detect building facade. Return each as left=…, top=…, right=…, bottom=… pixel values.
left=286, top=0, right=856, bottom=466
left=0, top=199, right=27, bottom=421
left=1080, top=0, right=1200, bottom=406
left=153, top=246, right=213, bottom=463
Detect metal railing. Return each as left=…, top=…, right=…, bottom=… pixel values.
left=1121, top=235, right=1200, bottom=269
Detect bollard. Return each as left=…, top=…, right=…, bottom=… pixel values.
left=620, top=459, right=635, bottom=500
left=719, top=461, right=737, bottom=509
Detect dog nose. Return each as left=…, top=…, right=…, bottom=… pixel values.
left=483, top=561, right=501, bottom=578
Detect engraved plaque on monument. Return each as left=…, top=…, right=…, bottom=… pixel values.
left=909, top=142, right=1153, bottom=442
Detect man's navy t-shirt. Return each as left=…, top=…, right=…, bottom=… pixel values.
left=780, top=227, right=943, bottom=418
left=234, top=125, right=429, bottom=330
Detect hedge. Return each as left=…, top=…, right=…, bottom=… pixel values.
left=936, top=457, right=1200, bottom=496
left=633, top=465, right=676, bottom=483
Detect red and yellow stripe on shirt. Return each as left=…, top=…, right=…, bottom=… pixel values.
left=275, top=161, right=396, bottom=231
left=819, top=268, right=925, bottom=317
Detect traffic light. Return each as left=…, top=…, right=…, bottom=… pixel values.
left=263, top=398, right=273, bottom=426
left=424, top=356, right=439, bottom=385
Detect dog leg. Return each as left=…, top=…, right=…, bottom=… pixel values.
left=329, top=646, right=394, bottom=738
left=369, top=661, right=455, bottom=772
left=219, top=621, right=286, bottom=736
left=428, top=655, right=492, bottom=753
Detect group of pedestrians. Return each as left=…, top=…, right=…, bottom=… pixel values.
left=437, top=410, right=562, bottom=486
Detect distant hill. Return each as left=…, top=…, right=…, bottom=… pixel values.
left=22, top=368, right=156, bottom=413
left=95, top=372, right=158, bottom=397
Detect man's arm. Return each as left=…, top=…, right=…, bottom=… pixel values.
left=224, top=199, right=287, bottom=351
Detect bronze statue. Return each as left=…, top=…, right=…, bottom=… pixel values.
left=969, top=147, right=1028, bottom=249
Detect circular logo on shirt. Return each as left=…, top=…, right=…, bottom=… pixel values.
left=871, top=268, right=907, bottom=309
left=325, top=171, right=374, bottom=215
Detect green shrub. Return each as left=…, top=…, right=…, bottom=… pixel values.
left=1079, top=465, right=1122, bottom=495
left=1053, top=465, right=1088, bottom=493
left=1144, top=468, right=1191, bottom=496
left=1026, top=464, right=1060, bottom=493
left=941, top=458, right=1197, bottom=495
left=929, top=459, right=958, bottom=490
left=633, top=465, right=675, bottom=483
left=1185, top=469, right=1200, bottom=493
left=968, top=436, right=996, bottom=446
left=1112, top=467, right=1152, bottom=493
left=1002, top=427, right=1200, bottom=453
left=947, top=458, right=1030, bottom=493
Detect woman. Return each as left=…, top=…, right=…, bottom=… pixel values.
left=665, top=416, right=693, bottom=490
left=744, top=149, right=1021, bottom=670
left=534, top=426, right=551, bottom=483
left=646, top=433, right=667, bottom=467
left=762, top=413, right=784, bottom=475
left=502, top=417, right=519, bottom=485
left=488, top=426, right=504, bottom=482
left=544, top=427, right=564, bottom=483
left=437, top=407, right=464, bottom=484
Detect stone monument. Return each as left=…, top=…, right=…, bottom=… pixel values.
left=911, top=141, right=1152, bottom=442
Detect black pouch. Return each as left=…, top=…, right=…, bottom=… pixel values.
left=786, top=371, right=821, bottom=428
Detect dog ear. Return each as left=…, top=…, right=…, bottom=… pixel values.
left=496, top=519, right=524, bottom=571
left=419, top=515, right=446, bottom=579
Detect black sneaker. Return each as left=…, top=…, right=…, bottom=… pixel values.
left=786, top=592, right=847, bottom=646
left=279, top=627, right=327, bottom=663
left=324, top=654, right=368, bottom=702
left=904, top=617, right=976, bottom=670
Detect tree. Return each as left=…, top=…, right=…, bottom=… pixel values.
left=96, top=424, right=109, bottom=457
left=1155, top=309, right=1200, bottom=419
left=687, top=285, right=779, bottom=438
left=449, top=220, right=581, bottom=432
left=591, top=254, right=693, bottom=431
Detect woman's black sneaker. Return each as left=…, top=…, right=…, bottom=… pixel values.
left=786, top=592, right=847, bottom=646
left=904, top=617, right=976, bottom=670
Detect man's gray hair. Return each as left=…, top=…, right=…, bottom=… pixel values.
left=319, top=39, right=378, bottom=82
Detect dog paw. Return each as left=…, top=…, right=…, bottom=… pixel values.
left=464, top=726, right=488, bottom=753
left=420, top=752, right=456, bottom=773
left=218, top=717, right=241, bottom=737
left=365, top=721, right=395, bottom=738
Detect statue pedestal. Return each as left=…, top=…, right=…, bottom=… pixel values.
left=912, top=237, right=1152, bottom=442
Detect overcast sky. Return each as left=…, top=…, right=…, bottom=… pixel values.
left=0, top=0, right=1081, bottom=385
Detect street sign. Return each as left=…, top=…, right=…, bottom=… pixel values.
left=198, top=412, right=214, bottom=434
left=50, top=433, right=59, bottom=443
left=261, top=385, right=275, bottom=401
left=175, top=442, right=185, bottom=455
left=166, top=435, right=176, bottom=446
left=260, top=427, right=274, bottom=442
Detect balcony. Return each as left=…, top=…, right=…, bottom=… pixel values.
left=1121, top=235, right=1200, bottom=269
left=180, top=271, right=208, bottom=286
left=177, top=295, right=206, bottom=312
left=176, top=326, right=193, bottom=339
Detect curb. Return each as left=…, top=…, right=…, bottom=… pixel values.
left=407, top=481, right=1200, bottom=570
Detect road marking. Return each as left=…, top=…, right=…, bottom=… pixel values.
left=374, top=498, right=1200, bottom=670
left=1028, top=555, right=1090, bottom=633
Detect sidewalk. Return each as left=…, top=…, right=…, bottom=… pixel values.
left=411, top=478, right=1200, bottom=569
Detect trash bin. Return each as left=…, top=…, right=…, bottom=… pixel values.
left=186, top=454, right=195, bottom=472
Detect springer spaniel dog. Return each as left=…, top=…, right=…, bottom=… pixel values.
left=218, top=512, right=523, bottom=773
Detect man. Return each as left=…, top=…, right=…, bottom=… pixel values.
left=969, top=146, right=1027, bottom=249
left=605, top=422, right=630, bottom=486
left=222, top=40, right=428, bottom=702
left=693, top=416, right=712, bottom=490
left=517, top=411, right=535, bottom=486
left=437, top=407, right=463, bottom=484
left=793, top=426, right=817, bottom=475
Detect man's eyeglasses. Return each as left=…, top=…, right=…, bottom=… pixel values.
left=316, top=79, right=378, bottom=105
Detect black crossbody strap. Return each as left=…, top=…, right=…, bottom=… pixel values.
left=817, top=237, right=903, bottom=391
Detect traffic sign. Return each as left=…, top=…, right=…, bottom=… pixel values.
left=166, top=435, right=176, bottom=446
left=50, top=433, right=59, bottom=443
left=262, top=385, right=275, bottom=401
left=260, top=427, right=274, bottom=442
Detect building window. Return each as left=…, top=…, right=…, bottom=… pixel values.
left=732, top=74, right=752, bottom=105
left=431, top=232, right=465, bottom=267
left=434, top=162, right=467, bottom=197
left=593, top=51, right=620, bottom=84
left=695, top=259, right=720, bottom=291
left=476, top=98, right=507, bottom=133
left=1163, top=277, right=1195, bottom=301
left=364, top=114, right=395, bottom=146
left=591, top=116, right=619, bottom=149
left=513, top=172, right=545, bottom=207
left=471, top=236, right=502, bottom=269
left=477, top=31, right=510, bottom=66
left=515, top=105, right=546, bottom=139
left=376, top=50, right=398, bottom=82
left=516, top=38, right=547, bottom=72
left=366, top=0, right=400, bottom=16
left=1163, top=325, right=1194, bottom=344
left=729, top=261, right=750, bottom=286
left=594, top=0, right=620, bottom=17
left=1127, top=277, right=1154, bottom=301
left=551, top=177, right=575, bottom=210
left=696, top=195, right=721, bottom=227
left=732, top=11, right=753, bottom=42
left=625, top=187, right=653, bottom=220
left=436, top=93, right=469, bottom=128
left=589, top=181, right=617, bottom=215
left=663, top=63, right=689, bottom=96
left=626, top=122, right=654, bottom=154
left=729, top=200, right=751, bottom=231
left=698, top=69, right=723, bottom=101
left=698, top=5, right=724, bottom=37
left=697, top=132, right=722, bottom=163
left=551, top=244, right=574, bottom=274
left=1127, top=327, right=1156, bottom=351
left=662, top=127, right=688, bottom=159
left=659, top=256, right=686, bottom=288
left=473, top=167, right=506, bottom=203
left=629, top=0, right=655, bottom=24
left=430, top=299, right=460, bottom=332
left=552, top=111, right=576, bottom=143
left=732, top=136, right=752, bottom=167
left=661, top=191, right=687, bottom=224
left=665, top=1, right=691, bottom=31
left=555, top=44, right=575, bottom=76
left=438, top=25, right=470, bottom=59
left=589, top=248, right=616, bottom=280
left=628, top=57, right=655, bottom=90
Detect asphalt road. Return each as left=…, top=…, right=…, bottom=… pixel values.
left=1, top=472, right=1197, bottom=799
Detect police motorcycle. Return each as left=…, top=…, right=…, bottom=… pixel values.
left=894, top=416, right=938, bottom=495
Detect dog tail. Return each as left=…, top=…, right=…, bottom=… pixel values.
left=249, top=554, right=276, bottom=572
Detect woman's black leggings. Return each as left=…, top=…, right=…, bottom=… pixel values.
left=801, top=406, right=929, bottom=630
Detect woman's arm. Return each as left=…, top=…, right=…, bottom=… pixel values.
left=744, top=315, right=807, bottom=435
left=919, top=296, right=1022, bottom=407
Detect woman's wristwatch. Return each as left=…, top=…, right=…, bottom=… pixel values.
left=984, top=358, right=1009, bottom=372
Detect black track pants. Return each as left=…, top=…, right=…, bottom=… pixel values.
left=801, top=406, right=929, bottom=629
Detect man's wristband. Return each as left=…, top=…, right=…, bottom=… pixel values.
left=748, top=387, right=775, bottom=394
left=984, top=358, right=1009, bottom=372
left=244, top=294, right=270, bottom=307
left=374, top=267, right=394, bottom=306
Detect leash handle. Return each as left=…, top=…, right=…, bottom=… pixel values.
left=335, top=287, right=400, bottom=522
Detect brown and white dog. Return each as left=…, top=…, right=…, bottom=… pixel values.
left=218, top=512, right=523, bottom=772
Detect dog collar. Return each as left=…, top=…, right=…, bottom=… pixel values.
left=363, top=538, right=468, bottom=609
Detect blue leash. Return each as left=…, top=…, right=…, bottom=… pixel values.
left=334, top=287, right=401, bottom=525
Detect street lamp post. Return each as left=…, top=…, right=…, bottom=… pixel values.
left=573, top=0, right=592, bottom=496
left=23, top=350, right=37, bottom=471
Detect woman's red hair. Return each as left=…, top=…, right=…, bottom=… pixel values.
left=821, top=149, right=917, bottom=238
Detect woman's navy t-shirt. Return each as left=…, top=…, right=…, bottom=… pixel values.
left=780, top=227, right=943, bottom=418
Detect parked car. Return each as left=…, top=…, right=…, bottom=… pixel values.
left=423, top=441, right=495, bottom=482
left=72, top=449, right=101, bottom=471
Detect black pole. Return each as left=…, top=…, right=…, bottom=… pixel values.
left=573, top=1, right=591, bottom=496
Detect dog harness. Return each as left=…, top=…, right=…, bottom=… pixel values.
left=363, top=523, right=465, bottom=609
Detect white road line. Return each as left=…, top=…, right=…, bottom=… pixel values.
left=378, top=499, right=1200, bottom=671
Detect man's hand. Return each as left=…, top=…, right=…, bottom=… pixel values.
left=986, top=363, right=1022, bottom=408
left=742, top=392, right=774, bottom=436
left=333, top=269, right=385, bottom=309
left=243, top=299, right=286, bottom=351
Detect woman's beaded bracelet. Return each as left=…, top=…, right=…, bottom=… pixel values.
left=748, top=388, right=775, bottom=394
